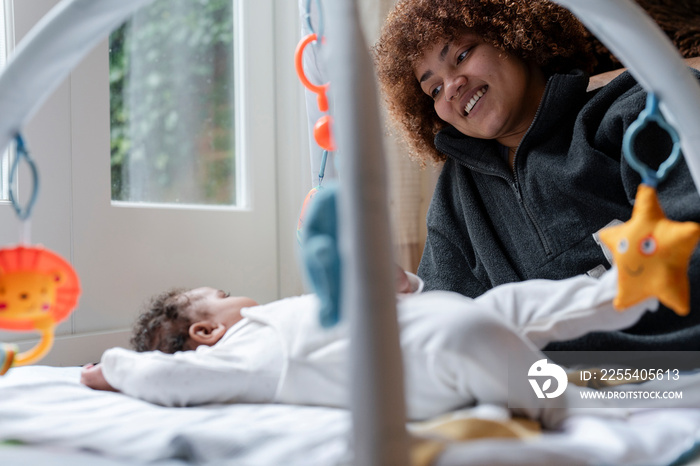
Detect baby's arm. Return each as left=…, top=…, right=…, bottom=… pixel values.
left=80, top=363, right=118, bottom=392
left=95, top=345, right=277, bottom=407
left=473, top=267, right=658, bottom=348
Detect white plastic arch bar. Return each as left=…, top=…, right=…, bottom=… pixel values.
left=324, top=1, right=409, bottom=465
left=0, top=0, right=155, bottom=155
left=554, top=0, right=700, bottom=193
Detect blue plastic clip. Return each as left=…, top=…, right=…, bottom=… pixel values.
left=622, top=93, right=682, bottom=187
left=9, top=134, right=39, bottom=221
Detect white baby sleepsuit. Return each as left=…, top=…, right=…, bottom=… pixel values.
left=100, top=269, right=656, bottom=427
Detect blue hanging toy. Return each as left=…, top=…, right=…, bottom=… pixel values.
left=295, top=0, right=341, bottom=327
left=300, top=183, right=341, bottom=327
left=599, top=93, right=700, bottom=316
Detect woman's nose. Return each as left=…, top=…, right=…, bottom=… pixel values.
left=445, top=75, right=465, bottom=102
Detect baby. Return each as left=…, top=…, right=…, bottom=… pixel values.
left=81, top=268, right=656, bottom=427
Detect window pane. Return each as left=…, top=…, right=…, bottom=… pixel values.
left=109, top=0, right=236, bottom=205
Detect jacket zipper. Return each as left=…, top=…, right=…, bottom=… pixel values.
left=510, top=96, right=553, bottom=256
left=450, top=156, right=553, bottom=256
left=511, top=178, right=553, bottom=256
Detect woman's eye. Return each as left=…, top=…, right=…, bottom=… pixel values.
left=457, top=49, right=469, bottom=63
left=430, top=85, right=442, bottom=99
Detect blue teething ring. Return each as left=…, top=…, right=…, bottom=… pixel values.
left=622, top=93, right=682, bottom=187
left=8, top=134, right=40, bottom=221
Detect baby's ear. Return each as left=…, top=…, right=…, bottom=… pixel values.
left=188, top=321, right=227, bottom=346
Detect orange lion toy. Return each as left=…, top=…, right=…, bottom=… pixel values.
left=0, top=245, right=80, bottom=373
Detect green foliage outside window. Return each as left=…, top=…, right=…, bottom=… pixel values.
left=109, top=0, right=235, bottom=205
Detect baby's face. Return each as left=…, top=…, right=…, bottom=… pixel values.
left=185, top=287, right=259, bottom=330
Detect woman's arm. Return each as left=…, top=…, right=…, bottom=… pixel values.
left=418, top=227, right=487, bottom=297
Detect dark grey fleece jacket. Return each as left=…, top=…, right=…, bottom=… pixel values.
left=418, top=69, right=700, bottom=350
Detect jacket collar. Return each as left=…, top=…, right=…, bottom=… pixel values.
left=434, top=69, right=590, bottom=176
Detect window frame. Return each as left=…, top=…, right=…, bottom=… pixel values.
left=0, top=0, right=14, bottom=203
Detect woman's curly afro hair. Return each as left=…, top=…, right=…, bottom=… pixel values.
left=373, top=0, right=596, bottom=165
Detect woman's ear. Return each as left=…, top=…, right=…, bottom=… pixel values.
left=188, top=321, right=227, bottom=346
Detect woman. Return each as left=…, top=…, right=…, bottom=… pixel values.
left=374, top=0, right=700, bottom=350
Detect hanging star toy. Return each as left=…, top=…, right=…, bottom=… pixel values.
left=599, top=93, right=700, bottom=316
left=600, top=184, right=700, bottom=315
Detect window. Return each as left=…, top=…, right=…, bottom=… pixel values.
left=0, top=0, right=305, bottom=364
left=0, top=0, right=12, bottom=202
left=109, top=0, right=237, bottom=207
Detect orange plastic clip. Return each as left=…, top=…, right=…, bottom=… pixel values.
left=295, top=33, right=329, bottom=112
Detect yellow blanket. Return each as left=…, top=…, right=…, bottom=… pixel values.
left=410, top=412, right=541, bottom=466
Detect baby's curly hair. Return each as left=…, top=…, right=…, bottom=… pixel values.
left=373, top=0, right=596, bottom=165
left=130, top=288, right=197, bottom=353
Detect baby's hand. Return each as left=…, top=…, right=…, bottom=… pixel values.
left=80, top=363, right=118, bottom=392
left=395, top=264, right=412, bottom=294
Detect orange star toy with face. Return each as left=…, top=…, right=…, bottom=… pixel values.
left=599, top=184, right=700, bottom=316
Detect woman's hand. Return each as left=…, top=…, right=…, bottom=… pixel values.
left=80, top=363, right=118, bottom=392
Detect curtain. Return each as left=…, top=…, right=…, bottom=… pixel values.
left=358, top=0, right=440, bottom=273
left=300, top=0, right=438, bottom=273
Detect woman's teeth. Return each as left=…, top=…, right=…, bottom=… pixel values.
left=465, top=87, right=486, bottom=115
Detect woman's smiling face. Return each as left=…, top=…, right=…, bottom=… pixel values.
left=414, top=32, right=547, bottom=149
